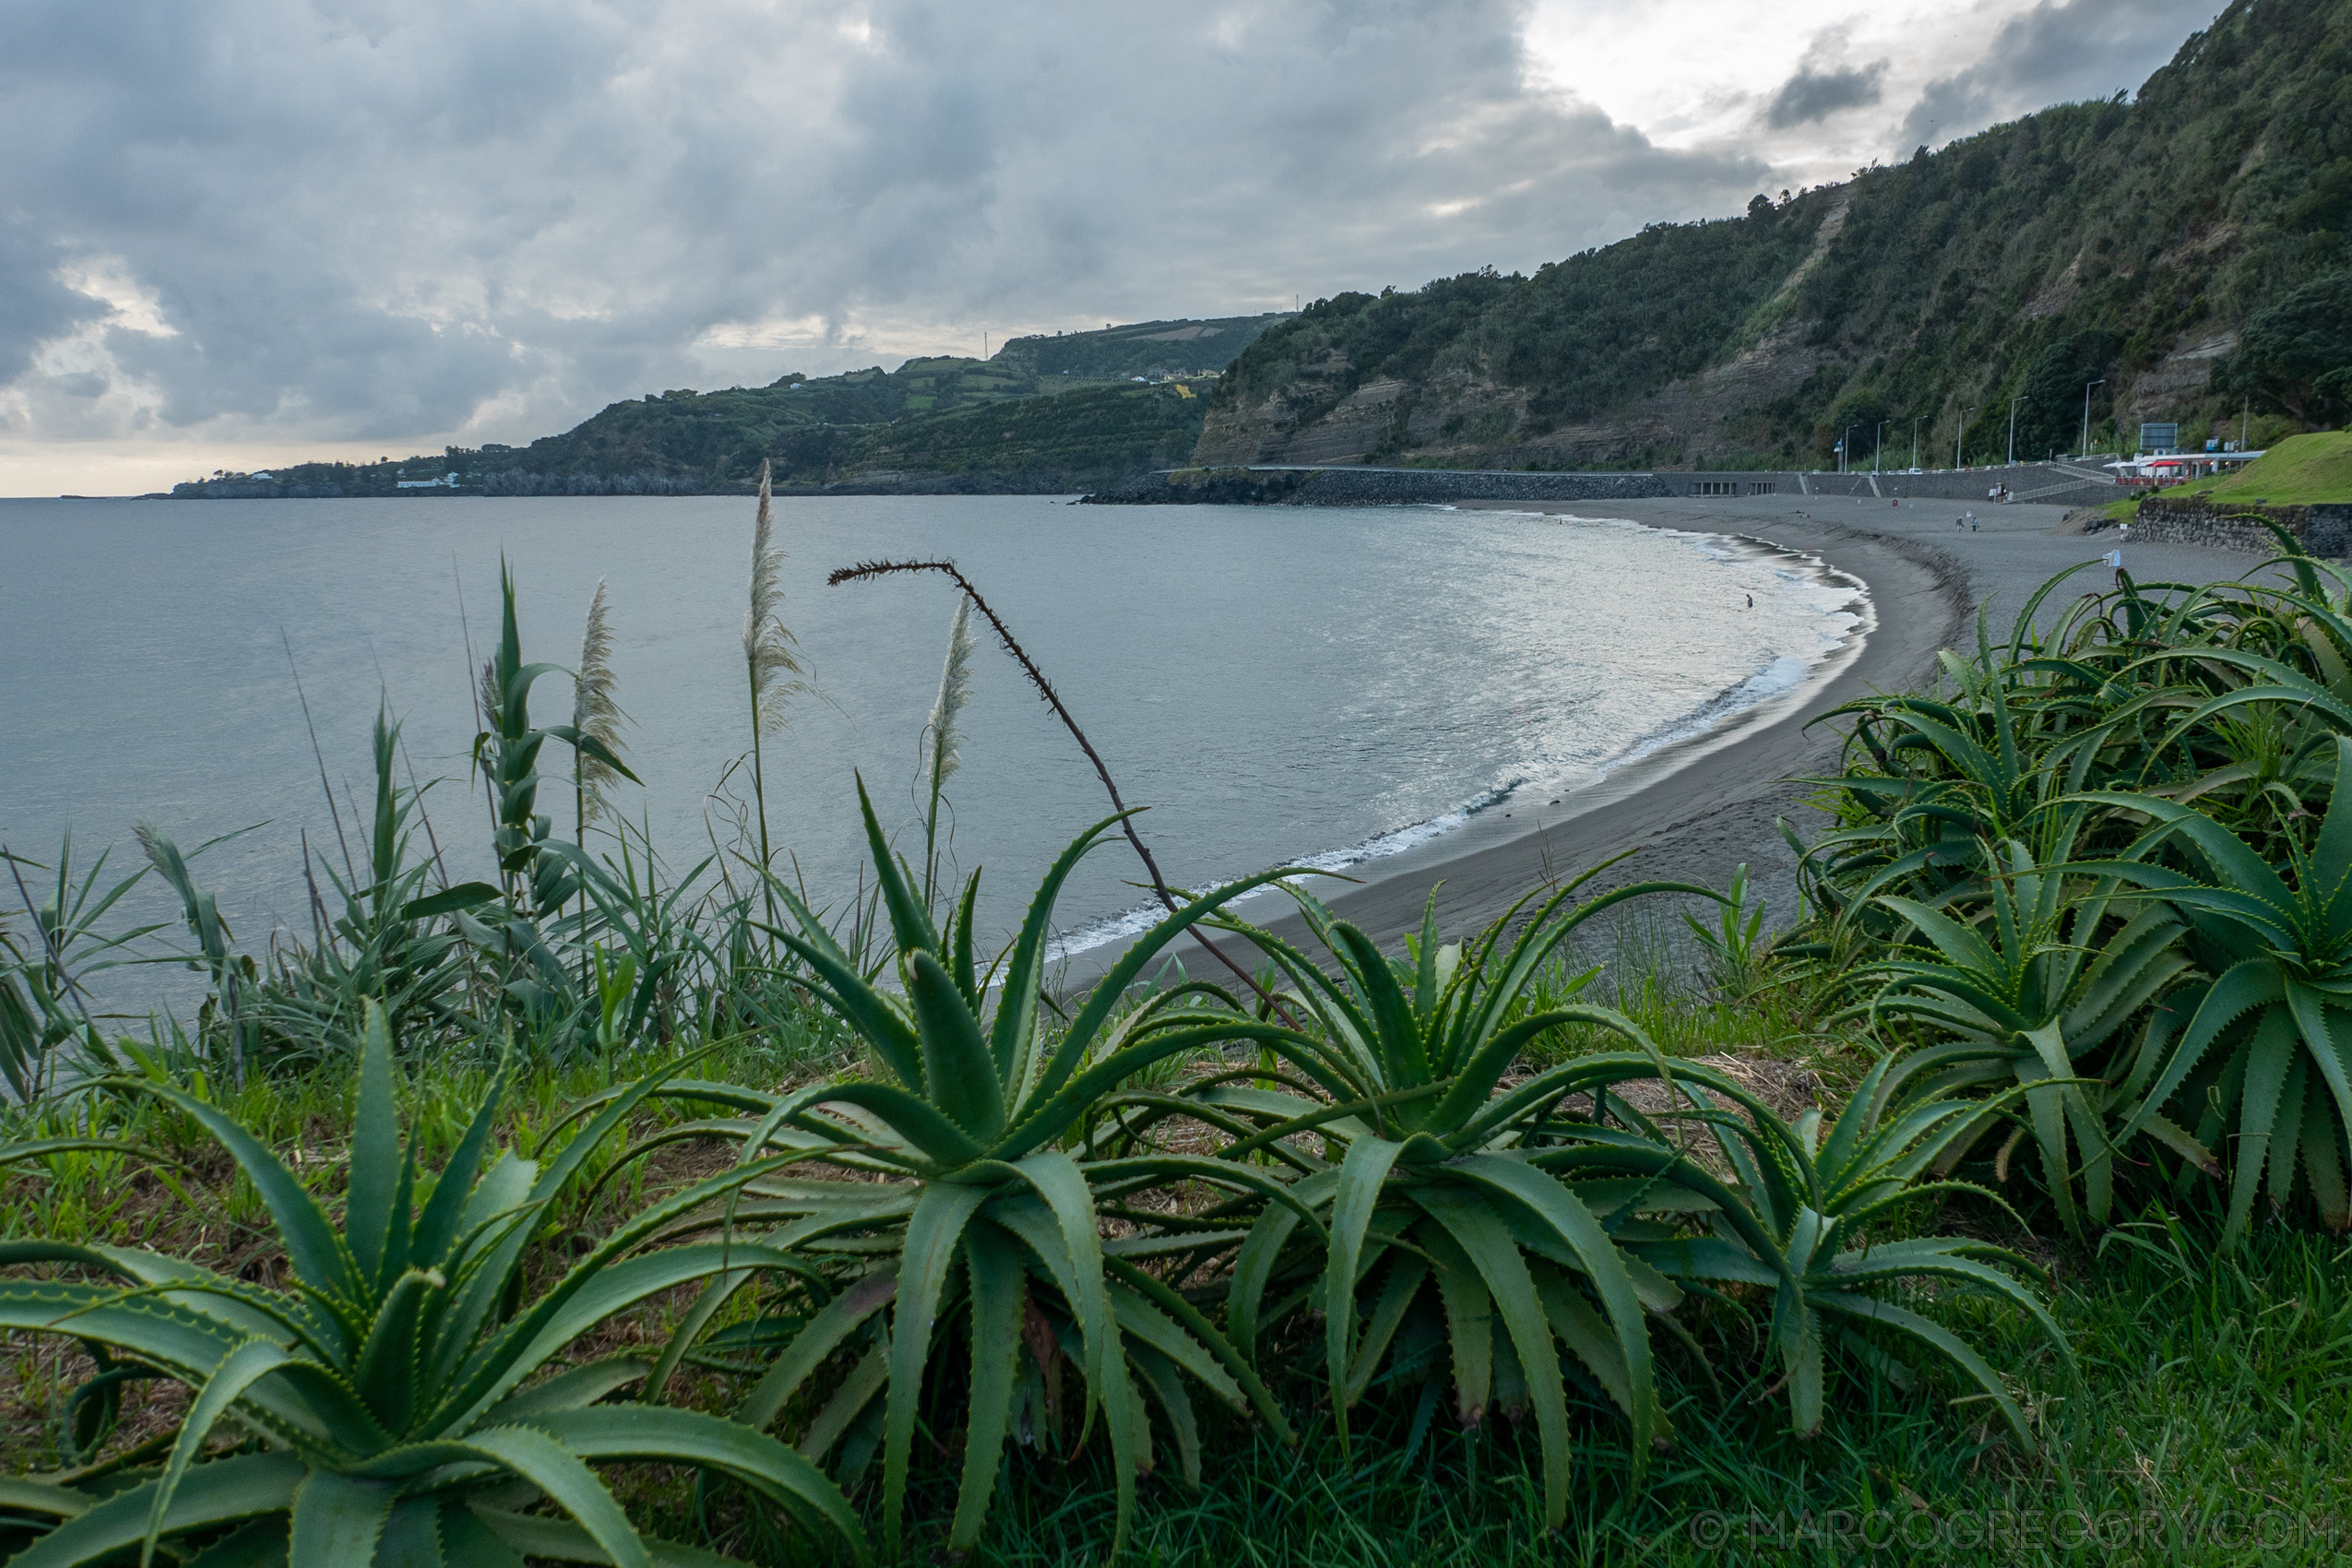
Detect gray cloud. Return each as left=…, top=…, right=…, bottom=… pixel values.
left=0, top=220, right=104, bottom=381
left=1765, top=60, right=1888, bottom=128
left=1898, top=0, right=2221, bottom=151
left=0, top=0, right=1771, bottom=456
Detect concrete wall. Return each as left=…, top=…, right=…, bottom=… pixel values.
left=1082, top=467, right=1673, bottom=505
left=1084, top=460, right=2117, bottom=509
left=1655, top=462, right=2120, bottom=506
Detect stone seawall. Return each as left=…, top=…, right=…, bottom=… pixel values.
left=1082, top=466, right=1675, bottom=505
left=2128, top=497, right=2352, bottom=556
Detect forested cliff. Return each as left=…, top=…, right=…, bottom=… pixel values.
left=1198, top=0, right=2352, bottom=471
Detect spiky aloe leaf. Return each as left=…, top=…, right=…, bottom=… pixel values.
left=882, top=1183, right=987, bottom=1553
left=285, top=1471, right=396, bottom=1565
left=1323, top=1137, right=1407, bottom=1448
left=949, top=1228, right=1027, bottom=1551
left=9, top=1454, right=306, bottom=1568
left=345, top=1003, right=403, bottom=1291
left=1410, top=1183, right=1575, bottom=1527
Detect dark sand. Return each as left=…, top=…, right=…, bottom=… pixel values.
left=1062, top=493, right=2274, bottom=986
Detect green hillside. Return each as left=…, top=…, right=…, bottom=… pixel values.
left=844, top=382, right=1205, bottom=479
left=1203, top=0, right=2352, bottom=471
left=472, top=350, right=1195, bottom=491
left=169, top=315, right=1281, bottom=497
left=2156, top=430, right=2352, bottom=505
left=992, top=314, right=1288, bottom=380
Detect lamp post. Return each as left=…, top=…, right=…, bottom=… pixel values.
left=1955, top=407, right=1976, bottom=470
left=1842, top=424, right=1858, bottom=475
left=1874, top=419, right=1889, bottom=474
left=2081, top=379, right=2104, bottom=457
left=2006, top=395, right=2028, bottom=466
left=1912, top=415, right=1925, bottom=470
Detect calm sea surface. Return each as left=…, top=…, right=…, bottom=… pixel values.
left=1, top=495, right=1860, bottom=1005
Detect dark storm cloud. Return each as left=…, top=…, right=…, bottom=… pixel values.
left=1764, top=59, right=1888, bottom=128
left=0, top=0, right=1768, bottom=449
left=1898, top=0, right=2222, bottom=151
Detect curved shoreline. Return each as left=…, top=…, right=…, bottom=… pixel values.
left=1214, top=506, right=1968, bottom=960
left=1051, top=500, right=1971, bottom=986
left=1045, top=510, right=1883, bottom=970
left=1057, top=490, right=2281, bottom=985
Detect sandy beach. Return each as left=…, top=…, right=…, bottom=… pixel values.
left=1066, top=492, right=2279, bottom=984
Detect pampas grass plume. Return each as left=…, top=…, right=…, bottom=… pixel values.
left=742, top=460, right=807, bottom=732
left=919, top=594, right=976, bottom=898
left=573, top=577, right=627, bottom=827
left=923, top=594, right=976, bottom=804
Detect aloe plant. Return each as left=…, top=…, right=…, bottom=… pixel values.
left=452, top=564, right=643, bottom=1035
left=473, top=561, right=638, bottom=919
left=0, top=1003, right=863, bottom=1566
left=1203, top=873, right=1717, bottom=1529
left=1570, top=1051, right=2072, bottom=1448
left=1857, top=828, right=2196, bottom=1237
left=1802, top=562, right=2352, bottom=923
left=0, top=836, right=160, bottom=1103
left=621, top=783, right=1312, bottom=1558
left=254, top=707, right=481, bottom=1059
left=1683, top=861, right=1773, bottom=1001
left=2076, top=735, right=2352, bottom=1241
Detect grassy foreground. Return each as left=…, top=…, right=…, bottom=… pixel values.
left=1, top=992, right=2342, bottom=1568
left=966, top=1218, right=2352, bottom=1568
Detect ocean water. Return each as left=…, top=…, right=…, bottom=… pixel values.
left=0, top=494, right=1862, bottom=1004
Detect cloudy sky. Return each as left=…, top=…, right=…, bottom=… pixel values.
left=1, top=0, right=2218, bottom=494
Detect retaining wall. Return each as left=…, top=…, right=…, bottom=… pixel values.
left=2127, top=497, right=2352, bottom=556
left=1660, top=464, right=2120, bottom=505
left=1082, top=467, right=1672, bottom=505
left=1083, top=461, right=2118, bottom=508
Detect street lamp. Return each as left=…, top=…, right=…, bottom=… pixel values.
left=1843, top=424, right=1859, bottom=475
left=1955, top=407, right=1976, bottom=470
left=1911, top=415, right=1925, bottom=470
left=2080, top=379, right=2104, bottom=457
left=1874, top=419, right=1889, bottom=474
left=2007, top=395, right=2029, bottom=466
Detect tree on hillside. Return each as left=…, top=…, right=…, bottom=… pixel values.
left=2017, top=331, right=2121, bottom=457
left=2215, top=272, right=2352, bottom=426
